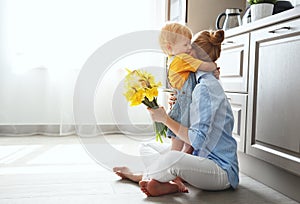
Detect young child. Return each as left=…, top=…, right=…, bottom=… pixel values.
left=159, top=22, right=217, bottom=153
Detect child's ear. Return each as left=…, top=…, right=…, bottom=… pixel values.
left=166, top=43, right=172, bottom=51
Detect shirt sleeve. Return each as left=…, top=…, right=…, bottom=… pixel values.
left=168, top=53, right=202, bottom=90
left=175, top=53, right=203, bottom=72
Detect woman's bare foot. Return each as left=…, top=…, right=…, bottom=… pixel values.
left=172, top=177, right=189, bottom=193
left=139, top=179, right=188, bottom=197
left=113, top=166, right=142, bottom=183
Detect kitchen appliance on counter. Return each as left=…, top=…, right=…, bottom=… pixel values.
left=242, top=7, right=251, bottom=24
left=273, top=1, right=294, bottom=14
left=242, top=1, right=294, bottom=25
left=216, top=8, right=242, bottom=30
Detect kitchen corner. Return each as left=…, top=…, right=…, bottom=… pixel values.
left=217, top=5, right=300, bottom=202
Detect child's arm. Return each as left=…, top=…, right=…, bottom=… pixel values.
left=182, top=143, right=193, bottom=154
left=178, top=53, right=217, bottom=72
left=198, top=61, right=217, bottom=72
left=171, top=137, right=184, bottom=151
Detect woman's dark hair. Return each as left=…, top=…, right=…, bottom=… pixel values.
left=191, top=30, right=224, bottom=62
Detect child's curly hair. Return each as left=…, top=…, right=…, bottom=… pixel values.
left=159, top=22, right=192, bottom=55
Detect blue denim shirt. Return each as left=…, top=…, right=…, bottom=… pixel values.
left=188, top=70, right=239, bottom=189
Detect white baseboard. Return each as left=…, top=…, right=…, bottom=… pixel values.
left=0, top=124, right=154, bottom=136
left=238, top=152, right=300, bottom=202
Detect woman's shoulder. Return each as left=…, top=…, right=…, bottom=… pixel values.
left=197, top=77, right=226, bottom=97
left=196, top=72, right=217, bottom=85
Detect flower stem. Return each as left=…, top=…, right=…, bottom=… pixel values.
left=144, top=97, right=167, bottom=143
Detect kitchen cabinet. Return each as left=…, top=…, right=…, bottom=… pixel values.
left=218, top=33, right=250, bottom=93
left=246, top=18, right=300, bottom=176
left=216, top=7, right=300, bottom=202
left=225, top=93, right=247, bottom=152
left=219, top=12, right=300, bottom=174
left=218, top=33, right=250, bottom=152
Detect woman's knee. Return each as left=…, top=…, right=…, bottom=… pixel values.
left=139, top=142, right=170, bottom=156
left=160, top=151, right=186, bottom=167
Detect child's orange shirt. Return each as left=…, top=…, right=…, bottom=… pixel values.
left=167, top=53, right=203, bottom=90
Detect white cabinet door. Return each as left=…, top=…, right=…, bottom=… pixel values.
left=247, top=18, right=300, bottom=176
left=218, top=33, right=250, bottom=93
left=226, top=93, right=247, bottom=152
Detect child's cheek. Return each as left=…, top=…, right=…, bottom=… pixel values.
left=189, top=50, right=197, bottom=58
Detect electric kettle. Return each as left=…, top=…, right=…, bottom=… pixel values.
left=216, top=8, right=242, bottom=30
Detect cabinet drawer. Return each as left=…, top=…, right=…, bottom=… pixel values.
left=217, top=33, right=250, bottom=93
left=226, top=93, right=247, bottom=152
left=251, top=17, right=300, bottom=41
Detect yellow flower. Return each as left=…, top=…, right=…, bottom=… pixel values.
left=129, top=89, right=144, bottom=106
left=123, top=68, right=167, bottom=142
left=145, top=87, right=158, bottom=101
left=124, top=68, right=161, bottom=105
left=125, top=70, right=143, bottom=90
left=124, top=88, right=135, bottom=101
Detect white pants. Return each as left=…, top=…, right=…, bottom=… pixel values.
left=139, top=142, right=231, bottom=191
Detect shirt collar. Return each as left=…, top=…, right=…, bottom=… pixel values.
left=167, top=55, right=175, bottom=66
left=196, top=70, right=214, bottom=82
left=196, top=70, right=207, bottom=80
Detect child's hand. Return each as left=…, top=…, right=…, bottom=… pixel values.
left=213, top=62, right=217, bottom=70
left=147, top=106, right=168, bottom=123
left=213, top=67, right=220, bottom=80
left=168, top=91, right=177, bottom=110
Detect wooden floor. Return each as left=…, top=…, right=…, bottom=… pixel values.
left=0, top=135, right=299, bottom=204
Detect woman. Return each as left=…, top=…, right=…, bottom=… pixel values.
left=140, top=30, right=239, bottom=196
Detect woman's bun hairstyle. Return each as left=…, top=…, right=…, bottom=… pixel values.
left=210, top=30, right=224, bottom=46
left=192, top=29, right=224, bottom=62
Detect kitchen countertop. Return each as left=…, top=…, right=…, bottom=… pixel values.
left=225, top=6, right=300, bottom=37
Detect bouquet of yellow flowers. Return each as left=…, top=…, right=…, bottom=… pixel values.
left=124, top=69, right=167, bottom=143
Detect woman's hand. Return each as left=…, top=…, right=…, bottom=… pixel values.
left=147, top=106, right=168, bottom=123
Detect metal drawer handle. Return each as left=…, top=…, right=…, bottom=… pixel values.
left=268, top=26, right=291, bottom=33
left=222, top=40, right=235, bottom=45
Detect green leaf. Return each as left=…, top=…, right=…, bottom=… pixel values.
left=153, top=122, right=167, bottom=143
left=248, top=0, right=277, bottom=4
left=142, top=97, right=153, bottom=108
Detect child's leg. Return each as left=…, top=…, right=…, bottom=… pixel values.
left=182, top=143, right=194, bottom=154
left=170, top=137, right=184, bottom=151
